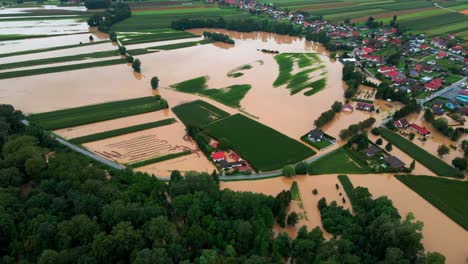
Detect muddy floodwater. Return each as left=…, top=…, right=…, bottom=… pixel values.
left=222, top=174, right=468, bottom=263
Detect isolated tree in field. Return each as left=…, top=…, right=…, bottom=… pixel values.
left=375, top=138, right=383, bottom=145
left=287, top=212, right=299, bottom=226
left=437, top=145, right=449, bottom=158
left=132, top=59, right=141, bottom=73
left=151, top=76, right=159, bottom=89
left=282, top=165, right=296, bottom=178
left=160, top=99, right=168, bottom=109
left=126, top=55, right=134, bottom=63
left=385, top=142, right=392, bottom=151
left=118, top=46, right=126, bottom=55
left=452, top=157, right=467, bottom=171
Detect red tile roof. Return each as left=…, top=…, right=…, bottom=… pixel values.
left=212, top=152, right=225, bottom=160
left=410, top=123, right=430, bottom=135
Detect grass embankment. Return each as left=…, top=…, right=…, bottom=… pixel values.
left=127, top=151, right=192, bottom=168
left=396, top=175, right=468, bottom=230
left=172, top=100, right=230, bottom=127
left=28, top=96, right=166, bottom=130
left=273, top=53, right=327, bottom=96
left=0, top=40, right=110, bottom=58
left=337, top=175, right=356, bottom=209
left=379, top=128, right=463, bottom=178
left=308, top=148, right=371, bottom=175
left=0, top=58, right=126, bottom=80
left=171, top=76, right=251, bottom=108
left=69, top=118, right=176, bottom=144
left=204, top=114, right=316, bottom=171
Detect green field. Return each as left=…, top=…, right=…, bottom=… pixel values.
left=118, top=30, right=197, bottom=45
left=337, top=175, right=356, bottom=209
left=28, top=96, right=166, bottom=130
left=204, top=114, right=316, bottom=171
left=172, top=100, right=230, bottom=127
left=170, top=76, right=252, bottom=108
left=379, top=128, right=463, bottom=178
left=69, top=118, right=176, bottom=144
left=308, top=148, right=371, bottom=174
left=396, top=175, right=468, bottom=230
left=127, top=151, right=192, bottom=168
left=0, top=58, right=126, bottom=80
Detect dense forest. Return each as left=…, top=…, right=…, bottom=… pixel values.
left=0, top=104, right=442, bottom=263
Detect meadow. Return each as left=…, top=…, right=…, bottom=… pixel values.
left=170, top=76, right=252, bottom=108
left=307, top=148, right=371, bottom=175
left=379, top=128, right=463, bottom=178
left=204, top=114, right=316, bottom=171
left=396, top=175, right=468, bottom=230
left=172, top=100, right=230, bottom=127
left=28, top=96, right=166, bottom=130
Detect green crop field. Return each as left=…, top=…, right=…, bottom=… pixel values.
left=171, top=76, right=251, bottom=108
left=127, top=151, right=192, bottom=168
left=204, top=114, right=316, bottom=171
left=172, top=100, right=230, bottom=127
left=379, top=128, right=463, bottom=178
left=118, top=30, right=197, bottom=45
left=29, top=96, right=166, bottom=130
left=399, top=12, right=467, bottom=32
left=396, top=175, right=468, bottom=230
left=308, top=148, right=371, bottom=174
left=69, top=118, right=176, bottom=144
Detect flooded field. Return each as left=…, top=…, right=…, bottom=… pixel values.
left=0, top=19, right=89, bottom=35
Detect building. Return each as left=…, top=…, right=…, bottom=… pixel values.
left=365, top=145, right=382, bottom=157
left=410, top=123, right=431, bottom=137
left=342, top=104, right=354, bottom=112
left=456, top=90, right=468, bottom=103
left=211, top=152, right=226, bottom=162
left=431, top=106, right=444, bottom=115
left=394, top=119, right=409, bottom=128
left=356, top=102, right=375, bottom=112
left=229, top=152, right=241, bottom=162
left=308, top=128, right=324, bottom=142
left=384, top=156, right=405, bottom=169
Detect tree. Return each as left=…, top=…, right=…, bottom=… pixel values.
left=437, top=145, right=449, bottom=158
left=424, top=109, right=434, bottom=123
left=282, top=165, right=296, bottom=177
left=287, top=212, right=299, bottom=226
left=451, top=157, right=467, bottom=171
left=461, top=140, right=468, bottom=157
left=376, top=138, right=383, bottom=145
left=132, top=59, right=141, bottom=73
left=410, top=160, right=415, bottom=170
left=331, top=101, right=343, bottom=113
left=294, top=161, right=308, bottom=175
left=38, top=250, right=59, bottom=264
left=426, top=252, right=445, bottom=264
left=151, top=76, right=159, bottom=89
left=118, top=46, right=126, bottom=55
left=126, top=55, right=134, bottom=63
left=273, top=232, right=291, bottom=258
left=385, top=142, right=393, bottom=151
left=160, top=99, right=169, bottom=109
left=409, top=133, right=415, bottom=141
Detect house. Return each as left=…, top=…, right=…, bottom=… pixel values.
left=450, top=45, right=462, bottom=54
left=378, top=66, right=395, bottom=73
left=424, top=78, right=443, bottom=91
left=365, top=145, right=382, bottom=157
left=431, top=106, right=444, bottom=115
left=219, top=160, right=246, bottom=170
left=456, top=90, right=468, bottom=103
left=410, top=123, right=431, bottom=137
left=394, top=119, right=409, bottom=128
left=229, top=152, right=241, bottom=162
left=436, top=52, right=447, bottom=59
left=409, top=70, right=419, bottom=78
left=400, top=86, right=411, bottom=93
left=342, top=104, right=354, bottom=112
left=431, top=38, right=447, bottom=49
left=308, top=128, right=324, bottom=142
left=356, top=102, right=375, bottom=112
left=384, top=156, right=405, bottom=169
left=211, top=152, right=226, bottom=162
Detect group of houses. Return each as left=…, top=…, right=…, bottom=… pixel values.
left=210, top=142, right=249, bottom=172
left=394, top=118, right=431, bottom=137
left=363, top=142, right=406, bottom=171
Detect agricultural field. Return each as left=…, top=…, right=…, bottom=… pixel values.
left=204, top=114, right=316, bottom=171
left=307, top=147, right=371, bottom=175
left=273, top=53, right=327, bottom=96
left=118, top=29, right=198, bottom=45
left=28, top=96, right=166, bottom=130
left=172, top=100, right=230, bottom=127
left=170, top=76, right=252, bottom=108
left=396, top=175, right=468, bottom=230
left=379, top=128, right=463, bottom=178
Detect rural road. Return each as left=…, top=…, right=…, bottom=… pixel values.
left=417, top=77, right=467, bottom=106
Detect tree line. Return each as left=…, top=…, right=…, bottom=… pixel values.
left=202, top=31, right=235, bottom=44
left=339, top=117, right=376, bottom=140
left=424, top=109, right=463, bottom=141
left=87, top=3, right=131, bottom=33
left=342, top=63, right=365, bottom=99
left=314, top=101, right=342, bottom=128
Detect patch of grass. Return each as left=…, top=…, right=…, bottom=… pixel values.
left=172, top=100, right=230, bottom=127
left=0, top=58, right=126, bottom=80
left=28, top=96, right=165, bottom=130
left=119, top=30, right=197, bottom=45
left=290, top=181, right=300, bottom=201
left=204, top=114, right=316, bottom=171
left=227, top=72, right=244, bottom=78
left=300, top=133, right=333, bottom=150
left=379, top=128, right=463, bottom=178
left=0, top=40, right=110, bottom=58
left=396, top=175, right=468, bottom=230
left=170, top=76, right=251, bottom=108
left=337, top=175, right=356, bottom=209
left=308, top=148, right=371, bottom=175
left=304, top=78, right=327, bottom=96
left=127, top=151, right=192, bottom=168
left=69, top=118, right=176, bottom=144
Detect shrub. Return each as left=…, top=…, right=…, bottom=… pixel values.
left=376, top=138, right=383, bottom=145
left=312, top=189, right=318, bottom=195
left=294, top=161, right=308, bottom=175
left=385, top=143, right=393, bottom=151
left=371, top=128, right=380, bottom=135
left=282, top=165, right=296, bottom=177
left=126, top=56, right=134, bottom=63
left=151, top=76, right=159, bottom=89
left=118, top=46, right=126, bottom=55
left=132, top=59, right=141, bottom=73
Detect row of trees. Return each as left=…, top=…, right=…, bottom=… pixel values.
left=87, top=3, right=131, bottom=32
left=392, top=100, right=420, bottom=120
left=339, top=117, right=376, bottom=140
left=202, top=31, right=235, bottom=44
left=342, top=63, right=365, bottom=99
left=314, top=101, right=342, bottom=127
left=424, top=109, right=463, bottom=141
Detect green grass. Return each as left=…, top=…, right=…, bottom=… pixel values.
left=396, top=175, right=468, bottom=230
left=127, top=151, right=192, bottom=168
left=308, top=148, right=371, bottom=175
left=379, top=128, right=463, bottom=178
left=172, top=100, right=230, bottom=127
left=170, top=76, right=252, bottom=108
left=28, top=96, right=166, bottom=130
left=227, top=72, right=244, bottom=78
left=0, top=40, right=110, bottom=59
left=0, top=58, right=126, bottom=80
left=300, top=133, right=333, bottom=150
left=337, top=175, right=356, bottom=209
left=0, top=50, right=122, bottom=71
left=119, top=30, right=197, bottom=45
left=290, top=181, right=301, bottom=201
left=351, top=98, right=374, bottom=104
left=69, top=118, right=176, bottom=144
left=399, top=13, right=467, bottom=32
left=204, top=114, right=316, bottom=171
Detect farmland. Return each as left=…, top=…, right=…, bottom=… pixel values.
left=396, top=175, right=468, bottom=230
left=170, top=76, right=251, bottom=108
left=172, top=100, right=230, bottom=127
left=307, top=147, right=371, bottom=174
left=28, top=96, right=166, bottom=130
left=379, top=128, right=463, bottom=178
left=204, top=114, right=316, bottom=171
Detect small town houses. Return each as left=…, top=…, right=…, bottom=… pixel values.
left=356, top=102, right=375, bottom=112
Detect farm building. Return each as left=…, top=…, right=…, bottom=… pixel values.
left=356, top=102, right=375, bottom=112
left=219, top=160, right=246, bottom=170
left=308, top=128, right=324, bottom=142
left=384, top=156, right=405, bottom=170
left=394, top=119, right=409, bottom=128
left=342, top=104, right=354, bottom=112
left=410, top=123, right=431, bottom=137
left=365, top=145, right=382, bottom=157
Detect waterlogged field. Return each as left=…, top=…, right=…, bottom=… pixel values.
left=172, top=99, right=230, bottom=127
left=307, top=147, right=371, bottom=174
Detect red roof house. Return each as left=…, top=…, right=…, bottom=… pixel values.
left=436, top=52, right=447, bottom=59
left=361, top=47, right=374, bottom=54
left=211, top=152, right=226, bottom=162
left=410, top=123, right=430, bottom=137
left=229, top=152, right=241, bottom=161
